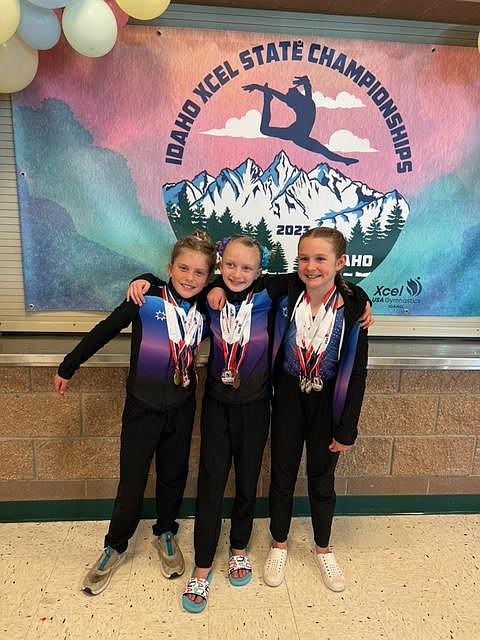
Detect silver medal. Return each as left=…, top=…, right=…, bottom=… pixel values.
left=182, top=371, right=190, bottom=388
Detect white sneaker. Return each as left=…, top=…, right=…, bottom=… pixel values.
left=263, top=547, right=288, bottom=587
left=315, top=551, right=345, bottom=592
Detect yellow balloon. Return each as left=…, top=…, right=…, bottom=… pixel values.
left=0, top=34, right=39, bottom=94
left=116, top=0, right=170, bottom=21
left=0, top=0, right=21, bottom=45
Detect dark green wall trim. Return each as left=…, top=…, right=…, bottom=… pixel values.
left=1, top=495, right=479, bottom=523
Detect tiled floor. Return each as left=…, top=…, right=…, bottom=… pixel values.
left=1, top=514, right=479, bottom=639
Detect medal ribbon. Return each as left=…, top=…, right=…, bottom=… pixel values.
left=293, top=286, right=338, bottom=383
left=220, top=290, right=254, bottom=374
left=162, top=286, right=203, bottom=376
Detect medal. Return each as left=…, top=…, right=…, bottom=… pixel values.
left=221, top=369, right=234, bottom=386
left=294, top=287, right=338, bottom=397
left=163, top=285, right=204, bottom=392
left=219, top=292, right=253, bottom=391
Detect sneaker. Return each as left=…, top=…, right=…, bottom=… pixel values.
left=263, top=547, right=288, bottom=587
left=315, top=551, right=346, bottom=592
left=82, top=546, right=125, bottom=595
left=157, top=531, right=185, bottom=579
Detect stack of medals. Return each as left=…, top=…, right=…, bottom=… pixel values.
left=299, top=372, right=324, bottom=394
left=162, top=286, right=203, bottom=389
left=219, top=292, right=254, bottom=390
left=294, top=286, right=338, bottom=394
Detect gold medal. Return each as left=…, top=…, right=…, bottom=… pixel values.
left=173, top=368, right=181, bottom=386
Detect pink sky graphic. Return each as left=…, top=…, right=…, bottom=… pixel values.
left=17, top=26, right=480, bottom=221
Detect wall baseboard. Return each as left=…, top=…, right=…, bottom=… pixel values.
left=1, top=495, right=479, bottom=523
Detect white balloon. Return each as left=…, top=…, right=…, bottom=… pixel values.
left=18, top=1, right=61, bottom=50
left=62, top=0, right=118, bottom=58
left=27, top=0, right=75, bottom=8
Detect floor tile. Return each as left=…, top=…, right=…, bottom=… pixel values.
left=1, top=515, right=479, bottom=640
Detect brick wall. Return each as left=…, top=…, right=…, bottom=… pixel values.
left=0, top=366, right=479, bottom=501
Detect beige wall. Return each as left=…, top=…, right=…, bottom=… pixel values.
left=0, top=365, right=479, bottom=502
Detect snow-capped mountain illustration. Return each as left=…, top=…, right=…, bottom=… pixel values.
left=163, top=151, right=410, bottom=278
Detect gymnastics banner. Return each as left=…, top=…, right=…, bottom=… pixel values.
left=11, top=27, right=480, bottom=314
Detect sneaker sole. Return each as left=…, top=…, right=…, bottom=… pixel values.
left=161, top=565, right=185, bottom=580
left=82, top=553, right=125, bottom=595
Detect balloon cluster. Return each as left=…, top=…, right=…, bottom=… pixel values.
left=0, top=0, right=171, bottom=94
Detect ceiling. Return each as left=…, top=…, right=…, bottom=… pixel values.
left=173, top=0, right=480, bottom=27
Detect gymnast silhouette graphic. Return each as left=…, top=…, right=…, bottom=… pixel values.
left=242, top=76, right=358, bottom=166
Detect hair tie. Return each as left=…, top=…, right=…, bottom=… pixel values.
left=261, top=246, right=270, bottom=270
left=216, top=236, right=231, bottom=259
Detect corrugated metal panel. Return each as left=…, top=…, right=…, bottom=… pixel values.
left=136, top=4, right=479, bottom=46
left=0, top=7, right=479, bottom=337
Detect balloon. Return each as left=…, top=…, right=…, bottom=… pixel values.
left=27, top=0, right=75, bottom=7
left=62, top=0, right=118, bottom=58
left=0, top=0, right=21, bottom=46
left=105, top=0, right=128, bottom=29
left=0, top=34, right=39, bottom=94
left=18, top=1, right=61, bottom=50
left=116, top=0, right=170, bottom=21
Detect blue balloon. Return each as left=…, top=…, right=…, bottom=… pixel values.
left=19, top=1, right=61, bottom=50
left=27, top=0, right=75, bottom=8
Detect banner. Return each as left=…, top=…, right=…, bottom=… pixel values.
left=12, top=27, right=480, bottom=314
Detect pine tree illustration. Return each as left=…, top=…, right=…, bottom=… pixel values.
left=269, top=242, right=288, bottom=273
left=364, top=216, right=385, bottom=245
left=255, top=217, right=274, bottom=249
left=172, top=192, right=195, bottom=238
left=348, top=220, right=366, bottom=255
left=383, top=203, right=405, bottom=242
left=166, top=202, right=180, bottom=234
left=242, top=222, right=256, bottom=237
left=205, top=211, right=223, bottom=243
left=191, top=202, right=208, bottom=233
left=219, top=207, right=242, bottom=236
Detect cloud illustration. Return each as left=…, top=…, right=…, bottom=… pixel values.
left=313, top=90, right=365, bottom=109
left=200, top=109, right=266, bottom=138
left=327, top=129, right=377, bottom=153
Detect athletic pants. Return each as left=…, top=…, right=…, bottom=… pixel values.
left=105, top=395, right=195, bottom=553
left=194, top=395, right=270, bottom=568
left=269, top=373, right=339, bottom=548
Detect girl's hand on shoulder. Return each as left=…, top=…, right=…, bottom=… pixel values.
left=53, top=374, right=69, bottom=396
left=126, top=279, right=151, bottom=306
left=207, top=287, right=227, bottom=310
left=328, top=439, right=352, bottom=453
left=359, top=301, right=374, bottom=329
